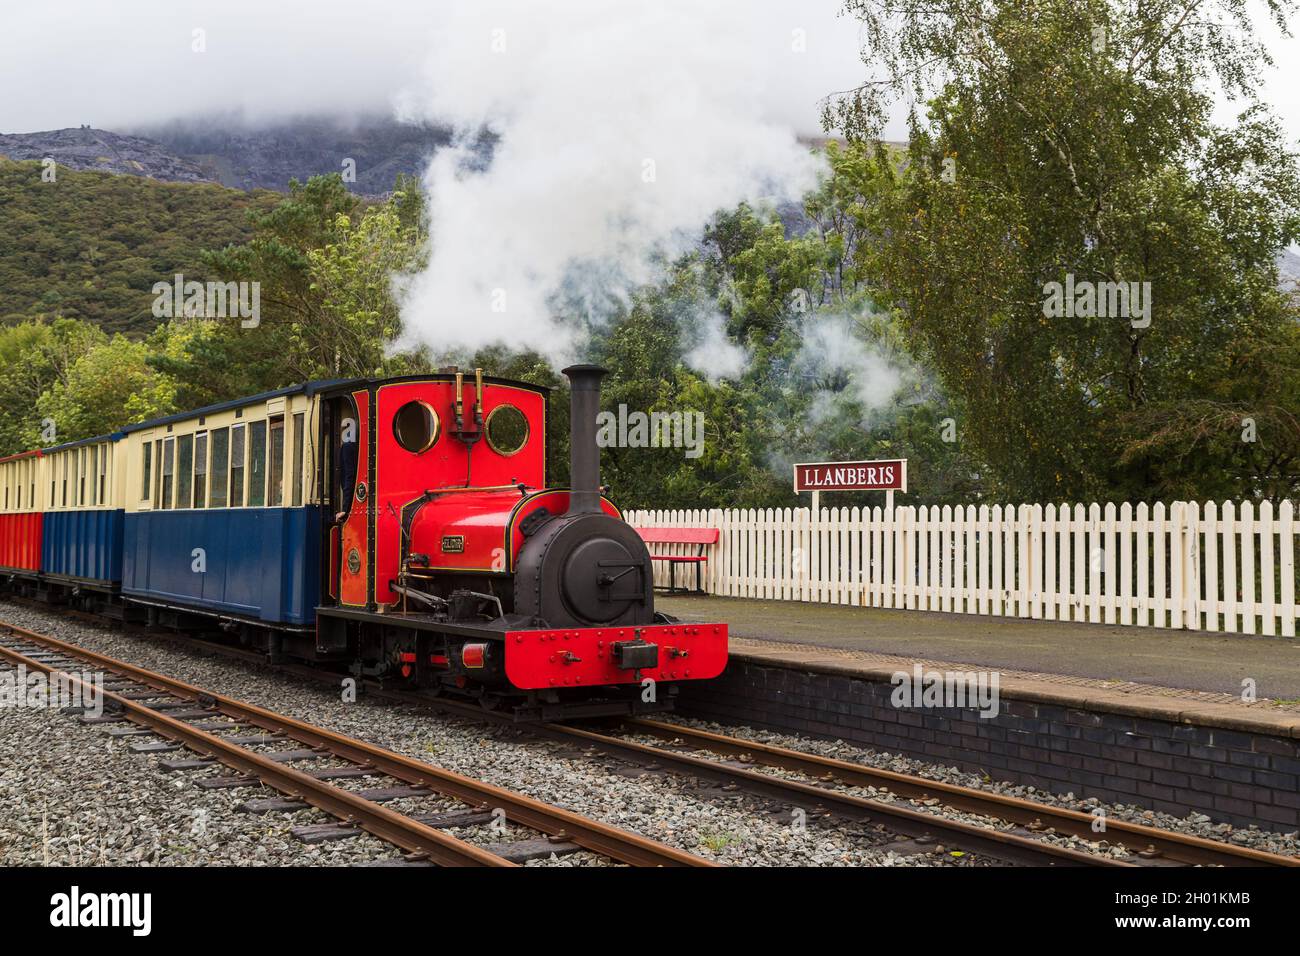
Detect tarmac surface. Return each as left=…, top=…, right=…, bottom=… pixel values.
left=659, top=594, right=1300, bottom=702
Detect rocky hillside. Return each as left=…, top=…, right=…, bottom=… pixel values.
left=0, top=127, right=215, bottom=183
left=1, top=116, right=460, bottom=196
left=132, top=115, right=456, bottom=194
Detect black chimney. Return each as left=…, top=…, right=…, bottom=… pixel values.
left=562, top=364, right=607, bottom=514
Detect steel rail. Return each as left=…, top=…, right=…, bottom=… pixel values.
left=14, top=603, right=1292, bottom=867
left=0, top=623, right=711, bottom=868
left=620, top=718, right=1300, bottom=868
left=0, top=638, right=508, bottom=867
left=45, top=622, right=1148, bottom=865
left=540, top=721, right=1128, bottom=866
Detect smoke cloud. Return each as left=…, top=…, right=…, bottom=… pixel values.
left=393, top=0, right=828, bottom=367
left=682, top=308, right=750, bottom=383
left=795, top=313, right=907, bottom=421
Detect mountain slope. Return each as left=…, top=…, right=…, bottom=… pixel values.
left=0, top=127, right=216, bottom=183
left=2, top=116, right=457, bottom=196
left=0, top=158, right=277, bottom=334
left=133, top=115, right=455, bottom=194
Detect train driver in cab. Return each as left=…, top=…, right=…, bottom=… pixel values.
left=336, top=416, right=358, bottom=524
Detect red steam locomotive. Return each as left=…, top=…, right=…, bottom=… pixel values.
left=315, top=364, right=729, bottom=718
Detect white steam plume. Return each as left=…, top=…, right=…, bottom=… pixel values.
left=795, top=313, right=908, bottom=424
left=683, top=308, right=749, bottom=383
left=394, top=0, right=824, bottom=367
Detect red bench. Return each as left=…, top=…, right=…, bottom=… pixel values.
left=634, top=527, right=719, bottom=593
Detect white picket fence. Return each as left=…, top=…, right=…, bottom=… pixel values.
left=627, top=501, right=1300, bottom=636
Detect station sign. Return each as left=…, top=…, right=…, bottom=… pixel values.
left=793, top=459, right=907, bottom=494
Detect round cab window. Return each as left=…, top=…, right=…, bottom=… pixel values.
left=393, top=400, right=440, bottom=454
left=485, top=404, right=529, bottom=456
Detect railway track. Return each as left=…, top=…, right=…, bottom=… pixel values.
left=0, top=622, right=710, bottom=868
left=319, top=677, right=1295, bottom=867
left=572, top=718, right=1300, bottom=868
left=7, top=605, right=1299, bottom=867
left=353, top=692, right=1300, bottom=867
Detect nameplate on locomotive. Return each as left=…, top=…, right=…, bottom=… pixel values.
left=441, top=535, right=465, bottom=553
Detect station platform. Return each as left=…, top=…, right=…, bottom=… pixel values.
left=660, top=594, right=1300, bottom=738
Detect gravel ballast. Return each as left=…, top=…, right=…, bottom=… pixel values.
left=4, top=600, right=1291, bottom=866
left=635, top=718, right=1300, bottom=860
left=1, top=603, right=949, bottom=866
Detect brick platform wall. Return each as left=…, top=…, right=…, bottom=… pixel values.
left=676, top=659, right=1300, bottom=832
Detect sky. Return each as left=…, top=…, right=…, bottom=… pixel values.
left=4, top=1, right=1297, bottom=363
left=2, top=1, right=1298, bottom=142
left=0, top=0, right=869, bottom=137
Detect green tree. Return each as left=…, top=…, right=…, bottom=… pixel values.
left=0, top=318, right=111, bottom=452
left=158, top=175, right=431, bottom=398
left=589, top=161, right=980, bottom=512
left=36, top=335, right=177, bottom=441
left=827, top=0, right=1300, bottom=501
left=195, top=174, right=363, bottom=390
left=303, top=197, right=429, bottom=377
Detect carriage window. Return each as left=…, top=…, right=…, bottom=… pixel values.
left=393, top=400, right=440, bottom=454
left=210, top=428, right=229, bottom=508
left=231, top=424, right=246, bottom=507
left=88, top=446, right=97, bottom=506
left=485, top=404, right=530, bottom=457
left=61, top=454, right=68, bottom=507
left=99, top=445, right=107, bottom=502
left=177, top=435, right=194, bottom=509
left=268, top=416, right=285, bottom=507
left=248, top=421, right=267, bottom=507
left=194, top=433, right=208, bottom=508
left=291, top=413, right=305, bottom=507
left=160, top=439, right=175, bottom=509
left=141, top=442, right=152, bottom=501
